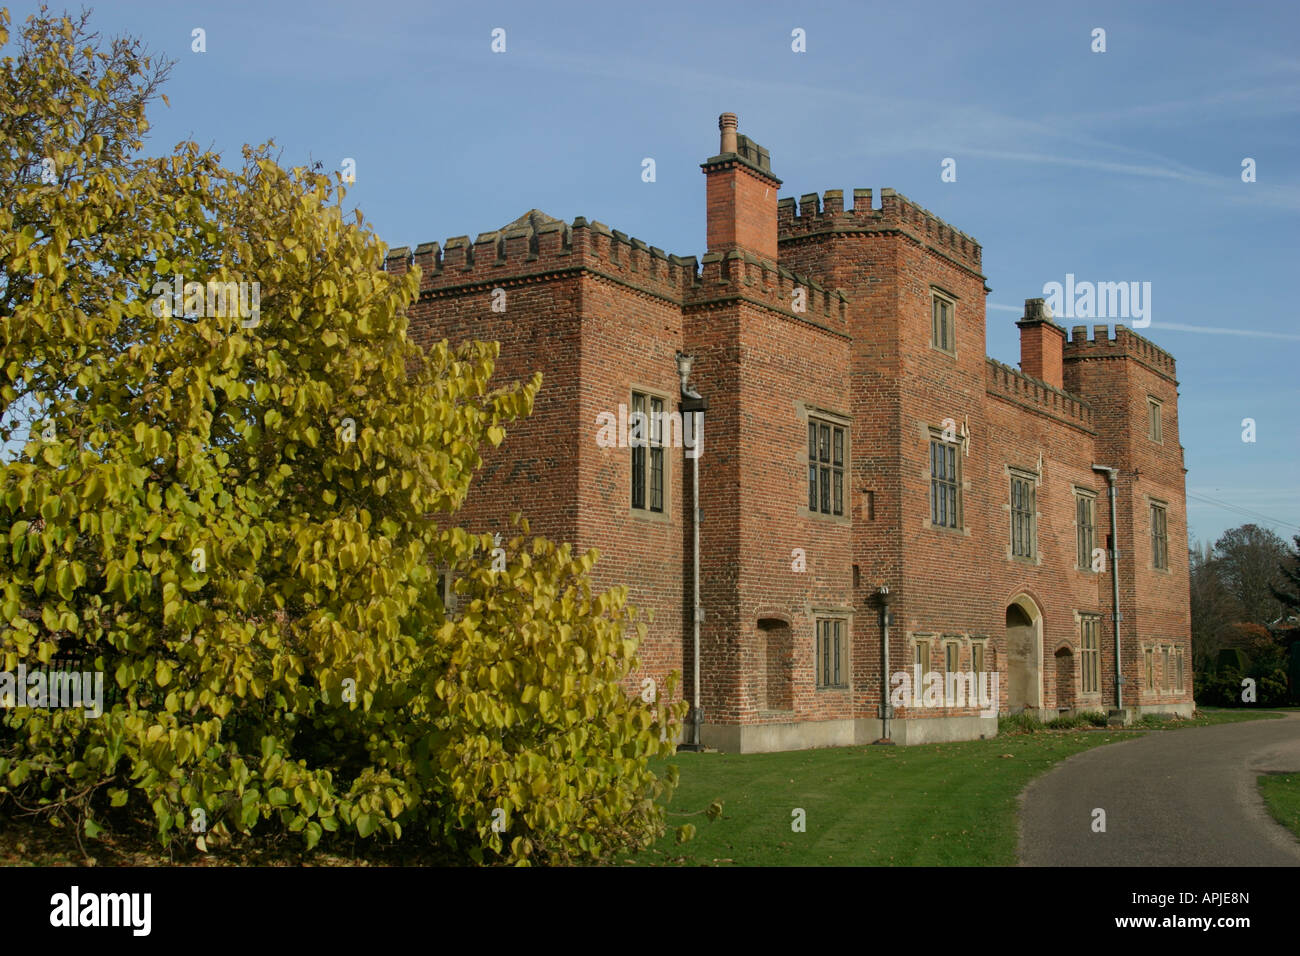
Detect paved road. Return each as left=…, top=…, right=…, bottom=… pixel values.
left=1019, top=713, right=1300, bottom=866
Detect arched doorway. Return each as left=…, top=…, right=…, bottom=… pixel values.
left=1054, top=646, right=1076, bottom=711
left=1006, top=597, right=1043, bottom=714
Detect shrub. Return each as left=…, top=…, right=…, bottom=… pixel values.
left=998, top=712, right=1043, bottom=734
left=1215, top=648, right=1249, bottom=675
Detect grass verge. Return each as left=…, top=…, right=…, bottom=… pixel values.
left=1003, top=708, right=1281, bottom=734
left=1259, top=773, right=1300, bottom=843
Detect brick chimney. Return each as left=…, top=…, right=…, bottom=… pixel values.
left=1017, top=298, right=1067, bottom=389
left=701, top=112, right=782, bottom=264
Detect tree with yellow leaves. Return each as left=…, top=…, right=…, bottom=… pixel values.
left=0, top=6, right=686, bottom=864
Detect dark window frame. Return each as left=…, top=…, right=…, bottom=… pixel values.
left=815, top=618, right=848, bottom=690
left=914, top=638, right=931, bottom=677
left=1076, top=490, right=1096, bottom=571
left=930, top=437, right=961, bottom=529
left=931, top=292, right=955, bottom=353
left=1010, top=473, right=1036, bottom=560
left=808, top=418, right=846, bottom=517
left=630, top=390, right=666, bottom=514
left=1151, top=502, right=1168, bottom=570
left=1081, top=615, right=1100, bottom=694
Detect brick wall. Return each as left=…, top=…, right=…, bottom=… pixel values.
left=683, top=293, right=853, bottom=725
left=1064, top=325, right=1192, bottom=708
left=577, top=272, right=687, bottom=702
left=777, top=186, right=1193, bottom=722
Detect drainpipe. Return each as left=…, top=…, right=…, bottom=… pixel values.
left=677, top=352, right=707, bottom=750
left=875, top=586, right=895, bottom=744
left=1093, top=465, right=1123, bottom=711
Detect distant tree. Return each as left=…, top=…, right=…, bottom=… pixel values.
left=1270, top=535, right=1300, bottom=704
left=1229, top=622, right=1282, bottom=668
left=1270, top=534, right=1300, bottom=620
left=1211, top=524, right=1289, bottom=628
left=1189, top=539, right=1239, bottom=672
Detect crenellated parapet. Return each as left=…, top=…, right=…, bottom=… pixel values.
left=986, top=357, right=1095, bottom=430
left=573, top=219, right=700, bottom=300
left=1062, top=323, right=1177, bottom=381
left=388, top=209, right=848, bottom=325
left=692, top=248, right=849, bottom=326
left=385, top=214, right=701, bottom=303
left=778, top=187, right=983, bottom=275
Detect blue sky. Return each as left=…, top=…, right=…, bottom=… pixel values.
left=6, top=0, right=1298, bottom=547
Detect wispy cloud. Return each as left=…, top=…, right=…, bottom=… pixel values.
left=1150, top=322, right=1300, bottom=342
left=954, top=148, right=1300, bottom=212
left=418, top=39, right=1300, bottom=215
left=990, top=314, right=1300, bottom=343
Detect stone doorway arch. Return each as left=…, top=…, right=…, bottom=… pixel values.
left=1006, top=596, right=1043, bottom=715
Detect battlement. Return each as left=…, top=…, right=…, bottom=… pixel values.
left=694, top=248, right=849, bottom=326
left=778, top=187, right=982, bottom=274
left=386, top=210, right=846, bottom=326
left=385, top=211, right=700, bottom=303
left=986, top=358, right=1094, bottom=430
left=1062, top=323, right=1177, bottom=379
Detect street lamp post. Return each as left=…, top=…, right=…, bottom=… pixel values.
left=875, top=585, right=895, bottom=745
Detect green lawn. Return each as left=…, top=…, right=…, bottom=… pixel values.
left=630, top=709, right=1284, bottom=867
left=630, top=732, right=1130, bottom=866
left=1259, top=773, right=1300, bottom=843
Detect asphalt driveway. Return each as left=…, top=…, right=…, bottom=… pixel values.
left=1019, top=712, right=1300, bottom=866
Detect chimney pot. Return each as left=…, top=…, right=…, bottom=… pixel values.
left=719, top=112, right=738, bottom=154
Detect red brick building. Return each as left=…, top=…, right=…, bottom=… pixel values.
left=389, top=113, right=1195, bottom=752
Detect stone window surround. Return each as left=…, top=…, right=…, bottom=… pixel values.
left=628, top=384, right=673, bottom=523
left=1145, top=495, right=1171, bottom=574
left=1147, top=395, right=1164, bottom=444
left=1072, top=484, right=1098, bottom=573
left=797, top=402, right=852, bottom=525
left=811, top=606, right=853, bottom=692
left=930, top=285, right=959, bottom=357
left=922, top=423, right=968, bottom=535
left=1004, top=464, right=1041, bottom=565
